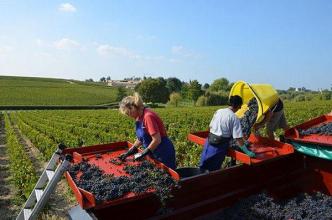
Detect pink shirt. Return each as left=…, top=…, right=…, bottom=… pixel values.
left=138, top=108, right=167, bottom=137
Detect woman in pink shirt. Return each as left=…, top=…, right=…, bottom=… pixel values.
left=118, top=93, right=176, bottom=169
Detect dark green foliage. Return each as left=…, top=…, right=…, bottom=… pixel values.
left=205, top=92, right=228, bottom=106
left=135, top=79, right=170, bottom=103
left=321, top=90, right=332, bottom=100
left=116, top=87, right=127, bottom=101
left=166, top=77, right=183, bottom=93
left=188, top=80, right=203, bottom=102
left=209, top=78, right=229, bottom=92
left=295, top=95, right=306, bottom=102
left=203, top=83, right=210, bottom=90
left=4, top=113, right=37, bottom=200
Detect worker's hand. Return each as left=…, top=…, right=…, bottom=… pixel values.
left=118, top=146, right=138, bottom=161
left=244, top=140, right=251, bottom=146
left=134, top=148, right=151, bottom=161
left=239, top=144, right=256, bottom=158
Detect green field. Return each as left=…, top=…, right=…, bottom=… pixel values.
left=2, top=100, right=332, bottom=216
left=8, top=100, right=332, bottom=163
left=0, top=76, right=118, bottom=106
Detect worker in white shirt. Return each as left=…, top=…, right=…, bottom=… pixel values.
left=199, top=95, right=255, bottom=171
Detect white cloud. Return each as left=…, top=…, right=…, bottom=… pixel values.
left=97, top=44, right=140, bottom=59
left=53, top=38, right=80, bottom=50
left=171, top=45, right=200, bottom=59
left=96, top=44, right=166, bottom=62
left=58, top=3, right=77, bottom=12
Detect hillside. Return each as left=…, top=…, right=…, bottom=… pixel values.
left=0, top=76, right=119, bottom=106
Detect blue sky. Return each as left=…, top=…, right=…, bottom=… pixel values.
left=0, top=0, right=331, bottom=90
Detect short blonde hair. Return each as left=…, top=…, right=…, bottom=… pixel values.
left=119, top=92, right=144, bottom=115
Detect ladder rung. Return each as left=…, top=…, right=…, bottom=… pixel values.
left=23, top=209, right=32, bottom=219
left=46, top=170, right=55, bottom=180
left=35, top=189, right=44, bottom=202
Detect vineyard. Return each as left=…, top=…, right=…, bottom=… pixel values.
left=0, top=76, right=118, bottom=106
left=1, top=100, right=332, bottom=218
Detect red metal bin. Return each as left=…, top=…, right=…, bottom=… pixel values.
left=188, top=131, right=294, bottom=165
left=62, top=141, right=180, bottom=209
left=285, top=114, right=332, bottom=146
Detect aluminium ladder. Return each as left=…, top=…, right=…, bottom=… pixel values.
left=16, top=144, right=72, bottom=220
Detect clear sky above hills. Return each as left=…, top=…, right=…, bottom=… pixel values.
left=0, top=0, right=331, bottom=90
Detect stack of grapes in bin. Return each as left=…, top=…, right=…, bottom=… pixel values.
left=69, top=155, right=178, bottom=206
left=299, top=122, right=332, bottom=136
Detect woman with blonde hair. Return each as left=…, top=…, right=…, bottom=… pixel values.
left=118, top=93, right=176, bottom=169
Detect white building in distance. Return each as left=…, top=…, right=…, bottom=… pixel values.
left=107, top=79, right=141, bottom=89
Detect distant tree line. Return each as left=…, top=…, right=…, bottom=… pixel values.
left=278, top=88, right=332, bottom=102
left=133, top=76, right=234, bottom=106
left=88, top=75, right=332, bottom=106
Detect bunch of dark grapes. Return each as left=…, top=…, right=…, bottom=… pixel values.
left=231, top=98, right=258, bottom=150
left=240, top=98, right=258, bottom=137
left=299, top=122, right=332, bottom=136
left=69, top=160, right=177, bottom=206
left=210, top=192, right=332, bottom=220
left=124, top=161, right=178, bottom=206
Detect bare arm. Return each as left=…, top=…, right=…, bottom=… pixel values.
left=146, top=132, right=161, bottom=151
left=253, top=110, right=273, bottom=131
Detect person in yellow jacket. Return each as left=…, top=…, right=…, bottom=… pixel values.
left=253, top=98, right=289, bottom=140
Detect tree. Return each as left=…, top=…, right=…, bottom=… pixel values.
left=157, top=77, right=167, bottom=86
left=188, top=80, right=203, bottom=102
left=206, top=91, right=228, bottom=106
left=100, top=77, right=106, bottom=82
left=180, top=83, right=190, bottom=99
left=209, top=78, right=229, bottom=91
left=168, top=92, right=182, bottom=107
left=106, top=76, right=111, bottom=81
left=116, top=87, right=127, bottom=101
left=85, top=78, right=94, bottom=82
left=196, top=95, right=207, bottom=106
left=135, top=78, right=169, bottom=103
left=203, top=83, right=210, bottom=90
left=166, top=77, right=182, bottom=93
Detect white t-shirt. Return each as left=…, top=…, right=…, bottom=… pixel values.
left=209, top=108, right=243, bottom=139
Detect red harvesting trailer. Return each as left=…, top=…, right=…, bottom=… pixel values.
left=62, top=133, right=332, bottom=219
left=285, top=114, right=332, bottom=146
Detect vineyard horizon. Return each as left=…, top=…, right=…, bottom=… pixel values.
left=0, top=100, right=331, bottom=219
